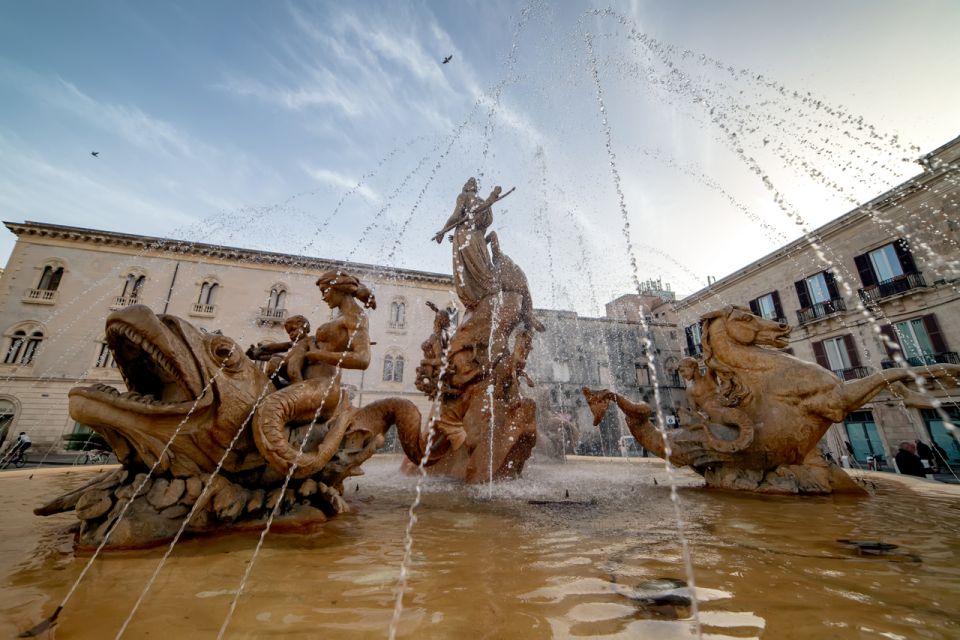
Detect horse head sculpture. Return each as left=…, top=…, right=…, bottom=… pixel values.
left=585, top=305, right=960, bottom=494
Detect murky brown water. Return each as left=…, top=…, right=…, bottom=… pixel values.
left=1, top=456, right=958, bottom=639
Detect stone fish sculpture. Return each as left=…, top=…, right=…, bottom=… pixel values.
left=407, top=178, right=542, bottom=482
left=37, top=271, right=425, bottom=549
left=584, top=305, right=960, bottom=494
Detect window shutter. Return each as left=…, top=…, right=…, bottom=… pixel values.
left=748, top=298, right=760, bottom=316
left=811, top=340, right=829, bottom=369
left=893, top=239, right=917, bottom=274
left=794, top=280, right=811, bottom=309
left=922, top=314, right=947, bottom=353
left=853, top=254, right=876, bottom=287
left=824, top=271, right=840, bottom=300
left=879, top=324, right=900, bottom=358
left=771, top=291, right=784, bottom=321
left=841, top=334, right=862, bottom=367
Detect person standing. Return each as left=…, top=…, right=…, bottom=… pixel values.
left=895, top=441, right=927, bottom=478
left=915, top=440, right=936, bottom=472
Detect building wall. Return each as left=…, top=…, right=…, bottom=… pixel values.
left=0, top=222, right=463, bottom=450
left=528, top=307, right=685, bottom=454
left=674, top=135, right=960, bottom=465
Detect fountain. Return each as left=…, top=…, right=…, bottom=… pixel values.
left=2, top=5, right=960, bottom=639
left=585, top=305, right=960, bottom=494
left=406, top=177, right=542, bottom=483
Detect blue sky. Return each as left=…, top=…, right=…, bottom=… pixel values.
left=1, top=0, right=958, bottom=312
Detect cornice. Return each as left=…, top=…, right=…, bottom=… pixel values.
left=4, top=220, right=454, bottom=287
left=676, top=140, right=960, bottom=310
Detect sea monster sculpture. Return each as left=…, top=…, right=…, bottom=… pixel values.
left=405, top=177, right=542, bottom=482
left=583, top=305, right=960, bottom=494
left=37, top=271, right=425, bottom=548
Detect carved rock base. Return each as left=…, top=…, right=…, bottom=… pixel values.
left=702, top=457, right=867, bottom=495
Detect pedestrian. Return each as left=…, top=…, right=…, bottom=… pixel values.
left=932, top=441, right=950, bottom=471
left=895, top=441, right=927, bottom=478
left=915, top=440, right=936, bottom=472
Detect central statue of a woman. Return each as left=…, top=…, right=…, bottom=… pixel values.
left=432, top=177, right=510, bottom=310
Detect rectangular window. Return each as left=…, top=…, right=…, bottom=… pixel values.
left=894, top=319, right=935, bottom=360
left=684, top=322, right=702, bottom=355
left=95, top=342, right=116, bottom=368
left=805, top=273, right=830, bottom=304
left=823, top=337, right=852, bottom=371
left=844, top=411, right=884, bottom=464
left=868, top=244, right=904, bottom=282
left=756, top=294, right=777, bottom=319
left=921, top=408, right=960, bottom=466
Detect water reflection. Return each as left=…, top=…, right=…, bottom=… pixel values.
left=1, top=458, right=958, bottom=638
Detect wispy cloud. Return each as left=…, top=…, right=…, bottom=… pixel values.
left=301, top=164, right=382, bottom=204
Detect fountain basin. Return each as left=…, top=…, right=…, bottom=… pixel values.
left=2, top=456, right=958, bottom=638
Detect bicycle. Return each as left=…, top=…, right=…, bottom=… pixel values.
left=80, top=449, right=110, bottom=465
left=0, top=448, right=28, bottom=469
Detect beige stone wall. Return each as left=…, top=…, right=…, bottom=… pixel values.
left=0, top=224, right=461, bottom=451
left=675, top=138, right=960, bottom=462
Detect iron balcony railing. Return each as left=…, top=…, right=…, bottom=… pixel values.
left=832, top=366, right=870, bottom=381
left=881, top=352, right=959, bottom=368
left=257, top=306, right=287, bottom=324
left=110, top=295, right=140, bottom=309
left=191, top=302, right=216, bottom=316
left=666, top=372, right=685, bottom=388
left=23, top=288, right=58, bottom=304
left=796, top=298, right=846, bottom=325
left=684, top=346, right=702, bottom=358
left=858, top=272, right=926, bottom=304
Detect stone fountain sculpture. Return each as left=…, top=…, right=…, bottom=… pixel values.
left=583, top=305, right=960, bottom=494
left=36, top=271, right=426, bottom=549
left=407, top=178, right=542, bottom=482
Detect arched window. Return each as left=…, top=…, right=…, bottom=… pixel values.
left=267, top=287, right=287, bottom=311
left=390, top=299, right=406, bottom=329
left=446, top=306, right=459, bottom=328
left=4, top=328, right=43, bottom=365
left=95, top=341, right=116, bottom=368
left=393, top=355, right=404, bottom=382
left=0, top=399, right=17, bottom=446
left=37, top=265, right=64, bottom=291
left=198, top=281, right=219, bottom=305
left=4, top=331, right=25, bottom=364
left=122, top=274, right=146, bottom=299
left=382, top=355, right=394, bottom=381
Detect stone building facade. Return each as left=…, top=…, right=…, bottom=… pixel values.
left=528, top=284, right=685, bottom=455
left=0, top=221, right=463, bottom=452
left=675, top=134, right=960, bottom=468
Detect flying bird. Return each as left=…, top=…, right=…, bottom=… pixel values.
left=442, top=55, right=453, bottom=64
left=91, top=151, right=99, bottom=157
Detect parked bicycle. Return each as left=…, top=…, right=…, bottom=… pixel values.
left=80, top=449, right=110, bottom=465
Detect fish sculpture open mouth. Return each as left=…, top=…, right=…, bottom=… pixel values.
left=72, top=315, right=207, bottom=416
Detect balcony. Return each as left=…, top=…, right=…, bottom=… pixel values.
left=257, top=306, right=287, bottom=325
left=22, top=288, right=58, bottom=305
left=190, top=302, right=217, bottom=317
left=796, top=298, right=846, bottom=325
left=832, top=366, right=870, bottom=381
left=110, top=295, right=140, bottom=310
left=858, top=272, right=926, bottom=305
left=881, top=352, right=959, bottom=368
left=684, top=346, right=702, bottom=358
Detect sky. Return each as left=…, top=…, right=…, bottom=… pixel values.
left=1, top=0, right=958, bottom=314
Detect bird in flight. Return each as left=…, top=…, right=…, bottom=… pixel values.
left=442, top=55, right=453, bottom=64
left=91, top=151, right=99, bottom=157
